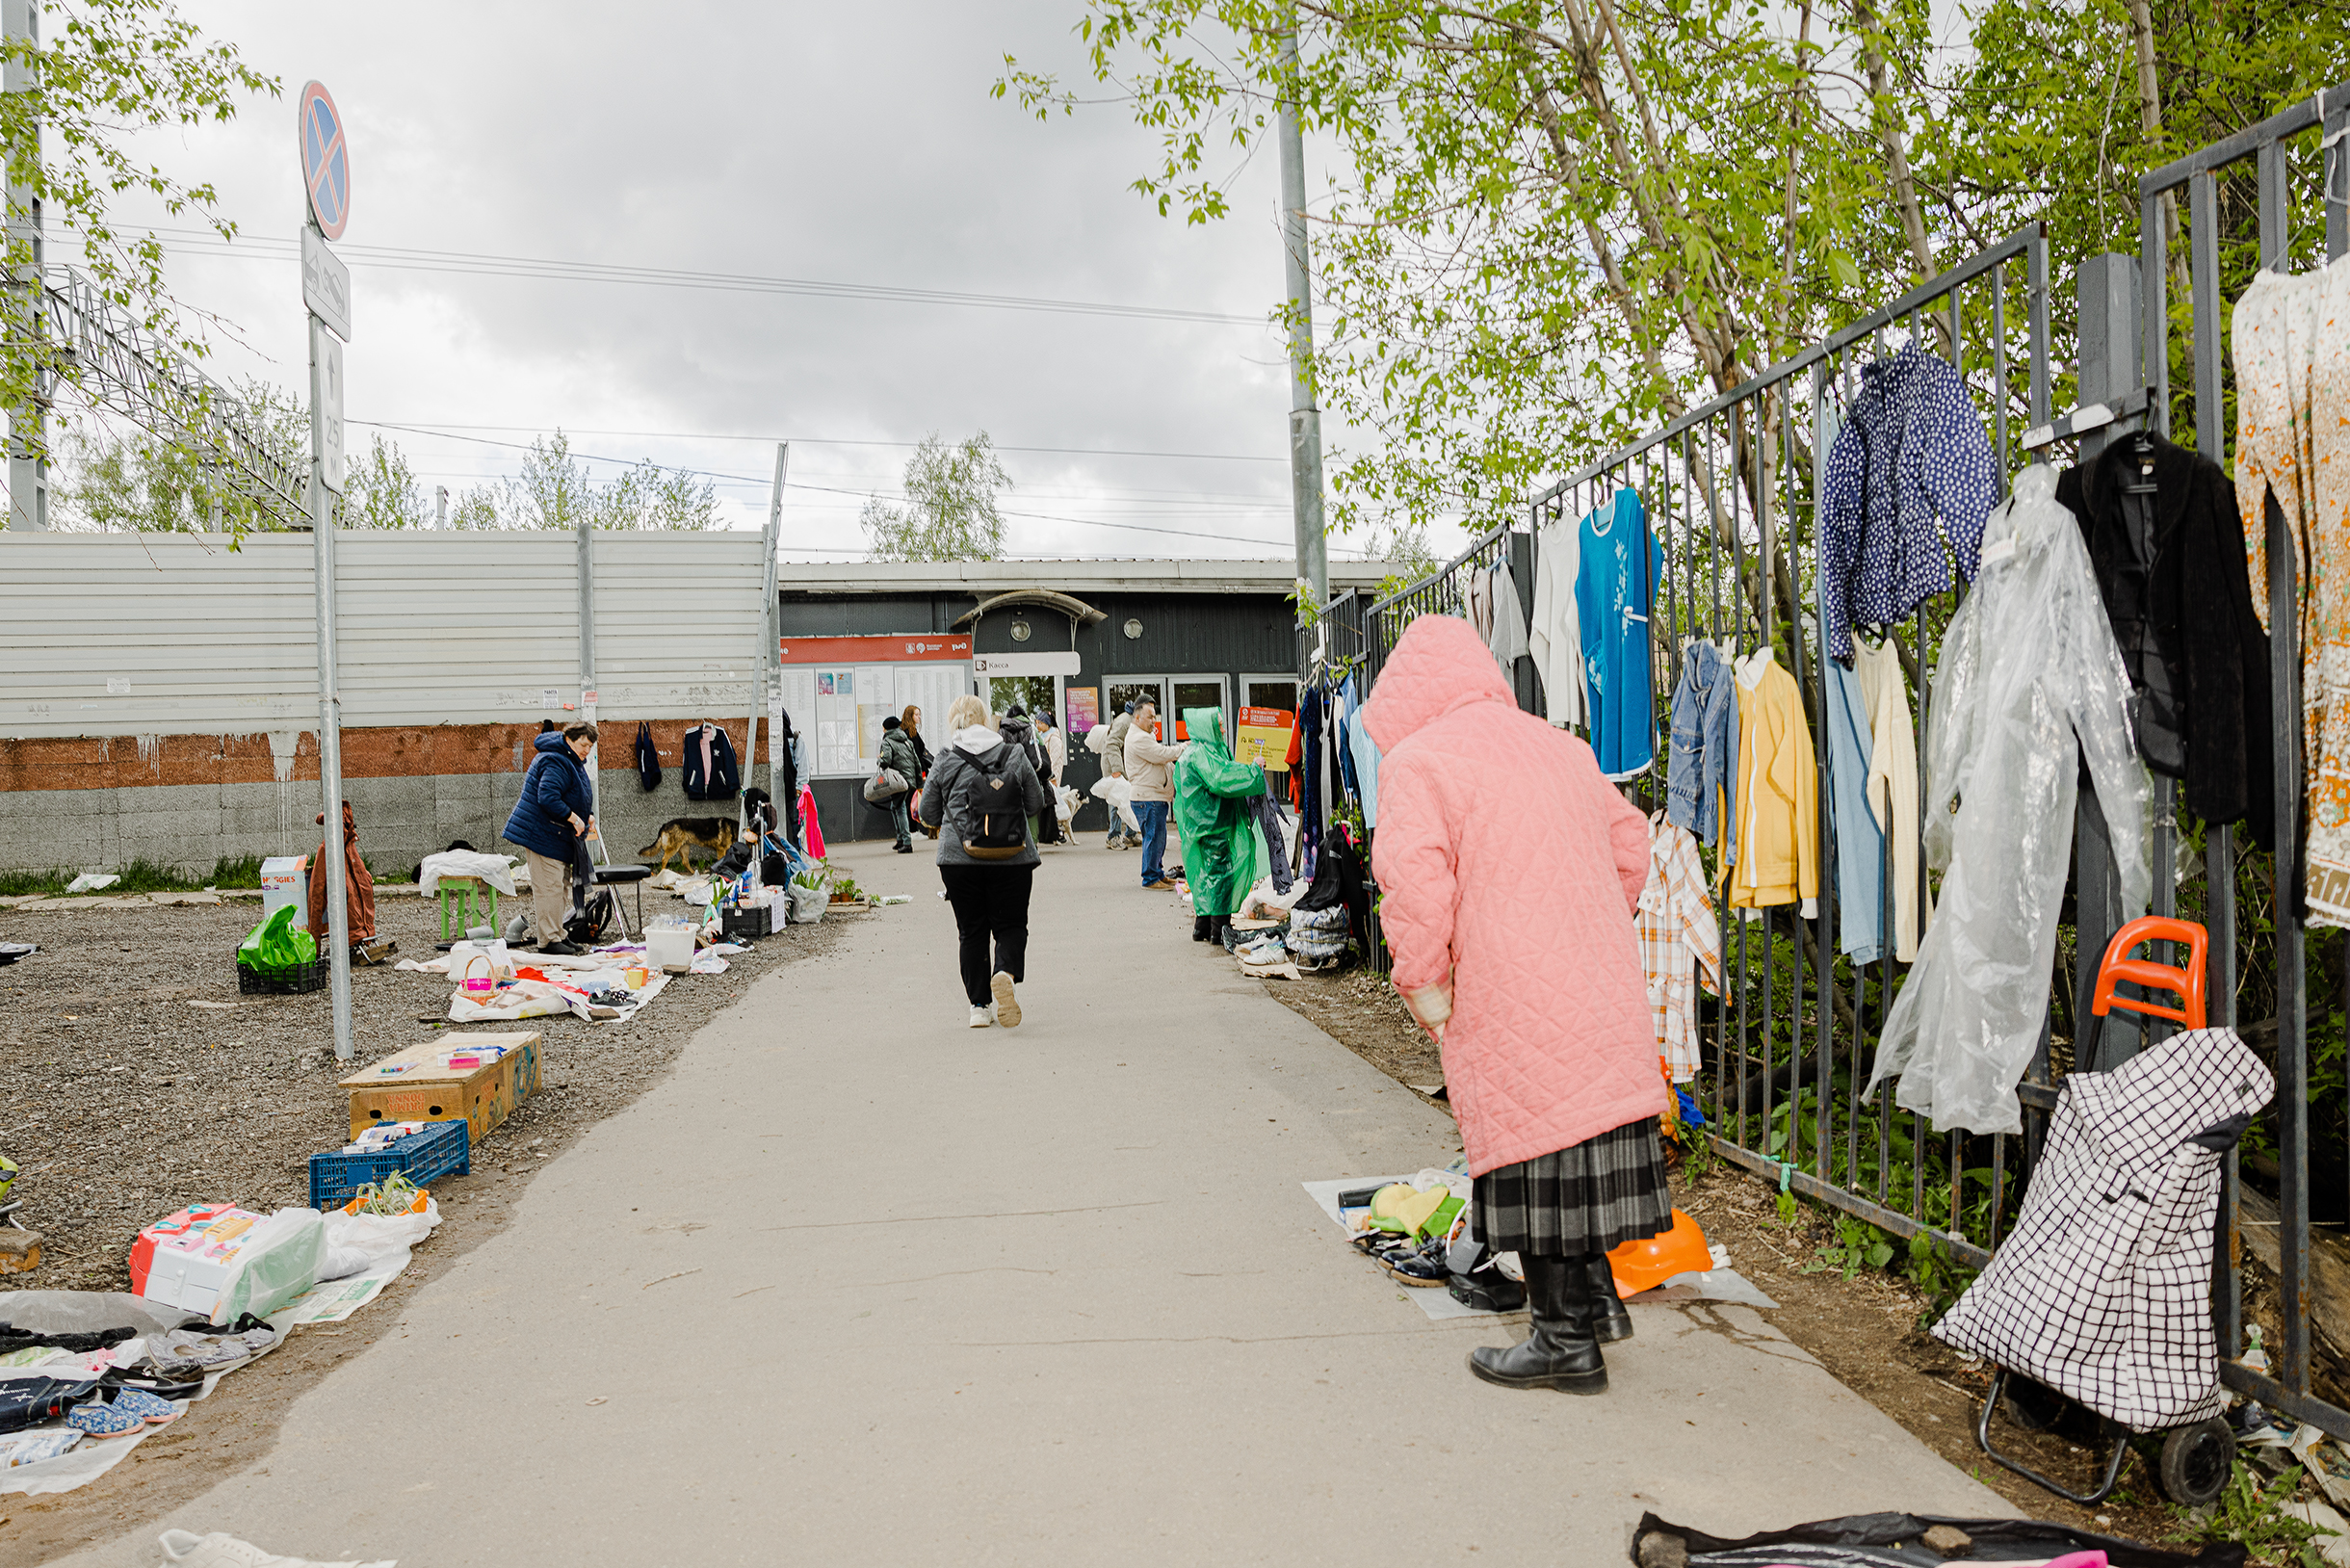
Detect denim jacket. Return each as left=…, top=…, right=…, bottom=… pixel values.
left=1664, top=641, right=1737, bottom=861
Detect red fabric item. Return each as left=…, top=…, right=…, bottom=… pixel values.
left=797, top=785, right=826, bottom=859
left=1364, top=614, right=1663, bottom=1176
left=305, top=801, right=377, bottom=944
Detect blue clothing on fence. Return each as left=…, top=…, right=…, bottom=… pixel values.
left=1822, top=656, right=1887, bottom=962
left=1818, top=344, right=1998, bottom=666
left=502, top=733, right=593, bottom=861
left=1348, top=718, right=1383, bottom=829
left=1575, top=486, right=1664, bottom=778
left=1665, top=640, right=1738, bottom=858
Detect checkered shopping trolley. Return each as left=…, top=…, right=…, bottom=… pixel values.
left=1931, top=918, right=2274, bottom=1507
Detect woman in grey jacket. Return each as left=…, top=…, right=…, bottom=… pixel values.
left=920, top=693, right=1050, bottom=1030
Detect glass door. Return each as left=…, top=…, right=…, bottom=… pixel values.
left=1105, top=678, right=1169, bottom=741
left=1170, top=677, right=1228, bottom=741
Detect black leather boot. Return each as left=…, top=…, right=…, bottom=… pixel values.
left=1586, top=1254, right=1635, bottom=1344
left=1468, top=1254, right=1606, bottom=1394
left=1192, top=916, right=1214, bottom=942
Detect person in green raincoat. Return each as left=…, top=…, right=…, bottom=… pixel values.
left=1174, top=707, right=1267, bottom=943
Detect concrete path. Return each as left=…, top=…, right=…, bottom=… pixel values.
left=61, top=836, right=2005, bottom=1568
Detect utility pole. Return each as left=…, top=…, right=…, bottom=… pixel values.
left=577, top=499, right=597, bottom=831
left=5, top=0, right=45, bottom=531
left=434, top=483, right=447, bottom=530
left=759, top=443, right=788, bottom=818
left=1277, top=9, right=1326, bottom=621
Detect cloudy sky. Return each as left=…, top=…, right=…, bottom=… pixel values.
left=66, top=0, right=1376, bottom=562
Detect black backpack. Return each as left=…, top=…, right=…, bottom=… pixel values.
left=635, top=723, right=661, bottom=792
left=956, top=748, right=1029, bottom=860
left=565, top=889, right=614, bottom=946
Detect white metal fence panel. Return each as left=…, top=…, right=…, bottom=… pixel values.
left=0, top=530, right=770, bottom=738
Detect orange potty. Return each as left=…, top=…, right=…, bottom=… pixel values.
left=1607, top=1208, right=1710, bottom=1296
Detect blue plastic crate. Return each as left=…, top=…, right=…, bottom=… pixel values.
left=307, top=1117, right=471, bottom=1211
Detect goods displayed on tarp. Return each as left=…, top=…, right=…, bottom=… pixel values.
left=398, top=939, right=670, bottom=1023
left=130, top=1205, right=324, bottom=1324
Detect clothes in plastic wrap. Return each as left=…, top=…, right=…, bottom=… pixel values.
left=1632, top=1508, right=2239, bottom=1568
left=1173, top=708, right=1268, bottom=918
left=1867, top=465, right=2154, bottom=1134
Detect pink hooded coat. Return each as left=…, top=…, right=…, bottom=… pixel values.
left=1365, top=614, right=1665, bottom=1176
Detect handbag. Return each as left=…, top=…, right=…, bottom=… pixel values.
left=863, top=767, right=910, bottom=803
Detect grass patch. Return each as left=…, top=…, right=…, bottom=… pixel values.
left=0, top=855, right=265, bottom=897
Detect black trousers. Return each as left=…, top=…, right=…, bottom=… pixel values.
left=938, top=864, right=1034, bottom=1006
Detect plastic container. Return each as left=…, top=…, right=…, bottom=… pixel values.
left=306, top=1118, right=471, bottom=1211
left=720, top=905, right=770, bottom=941
left=646, top=926, right=696, bottom=973
left=237, top=955, right=327, bottom=995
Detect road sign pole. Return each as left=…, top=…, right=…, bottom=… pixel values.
left=310, top=306, right=351, bottom=1061
left=5, top=0, right=45, bottom=531
left=297, top=80, right=354, bottom=1062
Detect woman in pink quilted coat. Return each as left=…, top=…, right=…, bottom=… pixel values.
left=1365, top=614, right=1670, bottom=1395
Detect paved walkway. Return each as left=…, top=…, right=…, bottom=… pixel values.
left=63, top=836, right=2004, bottom=1567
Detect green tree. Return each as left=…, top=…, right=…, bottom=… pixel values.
left=53, top=377, right=308, bottom=532
left=0, top=2, right=277, bottom=479
left=344, top=434, right=430, bottom=529
left=861, top=431, right=1013, bottom=562
left=443, top=431, right=720, bottom=531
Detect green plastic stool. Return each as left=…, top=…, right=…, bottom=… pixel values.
left=437, top=875, right=499, bottom=941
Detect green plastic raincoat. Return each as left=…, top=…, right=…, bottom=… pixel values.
left=1174, top=707, right=1268, bottom=917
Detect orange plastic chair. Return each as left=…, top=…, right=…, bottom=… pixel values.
left=2088, top=916, right=2207, bottom=1031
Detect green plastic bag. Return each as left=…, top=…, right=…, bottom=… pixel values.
left=237, top=904, right=318, bottom=971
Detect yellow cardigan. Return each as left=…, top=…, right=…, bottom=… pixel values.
left=1726, top=651, right=1820, bottom=911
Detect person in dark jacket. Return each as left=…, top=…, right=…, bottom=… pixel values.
left=1000, top=704, right=1048, bottom=845
left=901, top=704, right=938, bottom=841
left=2056, top=432, right=2274, bottom=848
left=503, top=723, right=597, bottom=954
left=922, top=693, right=1049, bottom=1030
left=877, top=715, right=922, bottom=853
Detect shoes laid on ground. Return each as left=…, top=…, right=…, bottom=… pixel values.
left=1352, top=1231, right=1449, bottom=1288
left=538, top=940, right=585, bottom=956
left=65, top=1399, right=145, bottom=1437
left=104, top=1387, right=179, bottom=1424
left=967, top=1005, right=995, bottom=1029
left=158, top=1529, right=395, bottom=1568
left=991, top=972, right=1021, bottom=1029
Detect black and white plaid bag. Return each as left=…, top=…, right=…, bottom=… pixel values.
left=1930, top=1027, right=2272, bottom=1432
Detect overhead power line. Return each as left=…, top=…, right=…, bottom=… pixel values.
left=352, top=419, right=1287, bottom=464
left=117, top=227, right=1267, bottom=327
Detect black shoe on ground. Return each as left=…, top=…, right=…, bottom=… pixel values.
left=538, top=939, right=585, bottom=956
left=1192, top=916, right=1214, bottom=942
left=1585, top=1254, right=1635, bottom=1344
left=1468, top=1253, right=1606, bottom=1394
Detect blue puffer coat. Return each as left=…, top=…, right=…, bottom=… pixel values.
left=504, top=733, right=593, bottom=860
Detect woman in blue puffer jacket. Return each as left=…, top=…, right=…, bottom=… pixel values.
left=503, top=723, right=597, bottom=954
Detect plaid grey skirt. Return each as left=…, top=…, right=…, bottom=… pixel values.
left=1473, top=1117, right=1671, bottom=1256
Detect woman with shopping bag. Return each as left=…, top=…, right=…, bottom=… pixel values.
left=1365, top=615, right=1668, bottom=1396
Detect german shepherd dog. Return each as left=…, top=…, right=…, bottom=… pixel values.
left=639, top=818, right=737, bottom=874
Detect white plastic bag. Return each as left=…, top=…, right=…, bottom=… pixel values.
left=317, top=1198, right=441, bottom=1281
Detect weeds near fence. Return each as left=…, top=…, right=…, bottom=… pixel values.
left=2165, top=1462, right=2335, bottom=1562
left=0, top=855, right=265, bottom=897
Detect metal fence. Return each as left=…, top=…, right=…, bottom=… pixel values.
left=1342, top=84, right=2350, bottom=1450
left=2137, top=86, right=2350, bottom=1442
left=1354, top=224, right=2058, bottom=1273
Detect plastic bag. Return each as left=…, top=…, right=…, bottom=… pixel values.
left=788, top=884, right=827, bottom=925
left=318, top=1198, right=440, bottom=1282
left=235, top=905, right=317, bottom=972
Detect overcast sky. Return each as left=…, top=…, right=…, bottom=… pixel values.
left=71, top=0, right=1371, bottom=562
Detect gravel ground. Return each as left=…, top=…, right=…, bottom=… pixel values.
left=0, top=887, right=834, bottom=1292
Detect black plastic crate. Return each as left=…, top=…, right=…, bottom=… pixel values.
left=237, top=955, right=327, bottom=994
left=720, top=904, right=771, bottom=941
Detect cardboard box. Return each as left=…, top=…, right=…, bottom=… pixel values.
left=259, top=855, right=309, bottom=920
left=339, top=1031, right=544, bottom=1144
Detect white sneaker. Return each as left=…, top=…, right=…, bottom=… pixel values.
left=967, top=1005, right=995, bottom=1029
left=991, top=972, right=1021, bottom=1029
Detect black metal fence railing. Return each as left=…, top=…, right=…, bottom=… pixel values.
left=2137, top=84, right=2350, bottom=1444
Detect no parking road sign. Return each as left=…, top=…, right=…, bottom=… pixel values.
left=299, top=81, right=350, bottom=241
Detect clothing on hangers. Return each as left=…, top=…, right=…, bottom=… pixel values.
left=1575, top=485, right=1663, bottom=778
left=1486, top=560, right=1530, bottom=679
left=1820, top=656, right=1885, bottom=962
left=2056, top=430, right=2274, bottom=849
left=1636, top=814, right=1721, bottom=1084
left=1725, top=648, right=1818, bottom=915
left=1528, top=504, right=1586, bottom=727
left=1663, top=640, right=1737, bottom=858
left=1854, top=638, right=1924, bottom=962
left=1868, top=465, right=2152, bottom=1134
left=681, top=721, right=740, bottom=800
left=1818, top=344, right=1999, bottom=666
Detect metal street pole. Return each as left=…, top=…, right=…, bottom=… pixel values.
left=4, top=0, right=45, bottom=531
left=1277, top=10, right=1326, bottom=621
left=577, top=502, right=597, bottom=830
left=308, top=306, right=351, bottom=1059
left=759, top=442, right=787, bottom=818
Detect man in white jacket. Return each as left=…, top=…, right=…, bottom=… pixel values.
left=1121, top=702, right=1185, bottom=890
